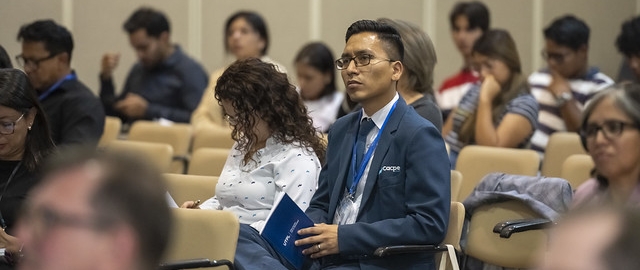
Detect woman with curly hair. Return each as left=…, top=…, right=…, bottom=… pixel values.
left=181, top=58, right=324, bottom=270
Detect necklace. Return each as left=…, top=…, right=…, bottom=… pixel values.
left=0, top=161, right=23, bottom=230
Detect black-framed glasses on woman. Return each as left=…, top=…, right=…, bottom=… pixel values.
left=335, top=54, right=394, bottom=70
left=0, top=113, right=25, bottom=135
left=580, top=120, right=639, bottom=142
left=224, top=114, right=239, bottom=126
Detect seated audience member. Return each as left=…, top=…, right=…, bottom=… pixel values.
left=0, top=69, right=55, bottom=269
left=14, top=147, right=172, bottom=270
left=293, top=19, right=449, bottom=269
left=436, top=1, right=488, bottom=120
left=539, top=206, right=640, bottom=270
left=191, top=11, right=286, bottom=131
left=443, top=29, right=538, bottom=168
left=180, top=58, right=323, bottom=270
left=616, top=16, right=640, bottom=83
left=294, top=42, right=343, bottom=133
left=0, top=45, right=12, bottom=68
left=529, top=15, right=614, bottom=158
left=378, top=18, right=443, bottom=131
left=17, top=20, right=105, bottom=146
left=100, top=7, right=208, bottom=125
left=572, top=83, right=640, bottom=208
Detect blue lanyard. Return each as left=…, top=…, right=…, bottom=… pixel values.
left=39, top=73, right=76, bottom=101
left=348, top=100, right=397, bottom=196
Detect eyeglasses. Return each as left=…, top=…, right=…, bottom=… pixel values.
left=335, top=54, right=394, bottom=70
left=224, top=114, right=239, bottom=126
left=580, top=120, right=639, bottom=142
left=15, top=54, right=57, bottom=69
left=20, top=205, right=113, bottom=238
left=541, top=50, right=572, bottom=64
left=0, top=114, right=25, bottom=135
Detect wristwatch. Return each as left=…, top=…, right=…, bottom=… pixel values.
left=555, top=92, right=573, bottom=106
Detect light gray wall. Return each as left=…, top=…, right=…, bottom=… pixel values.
left=0, top=0, right=635, bottom=96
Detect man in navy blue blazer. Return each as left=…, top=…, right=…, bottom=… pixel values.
left=294, top=20, right=451, bottom=269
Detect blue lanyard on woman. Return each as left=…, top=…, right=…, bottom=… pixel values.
left=348, top=100, right=397, bottom=198
left=39, top=73, right=77, bottom=101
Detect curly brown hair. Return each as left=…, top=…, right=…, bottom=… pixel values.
left=214, top=58, right=326, bottom=165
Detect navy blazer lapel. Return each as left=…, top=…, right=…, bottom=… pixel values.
left=328, top=114, right=359, bottom=218
left=358, top=99, right=407, bottom=214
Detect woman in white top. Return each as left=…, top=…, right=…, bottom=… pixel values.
left=294, top=42, right=343, bottom=133
left=191, top=11, right=287, bottom=131
left=182, top=58, right=325, bottom=269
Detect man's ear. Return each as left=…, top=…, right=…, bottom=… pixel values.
left=160, top=31, right=170, bottom=44
left=391, top=61, right=403, bottom=81
left=577, top=44, right=588, bottom=57
left=109, top=225, right=138, bottom=268
left=56, top=52, right=70, bottom=66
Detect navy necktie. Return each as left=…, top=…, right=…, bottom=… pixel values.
left=356, top=118, right=376, bottom=170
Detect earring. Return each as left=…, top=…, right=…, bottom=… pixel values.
left=28, top=125, right=32, bottom=131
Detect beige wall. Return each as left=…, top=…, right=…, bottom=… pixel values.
left=0, top=0, right=635, bottom=95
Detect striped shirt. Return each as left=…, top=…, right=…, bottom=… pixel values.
left=528, top=68, right=614, bottom=157
left=436, top=68, right=480, bottom=120
left=445, top=84, right=539, bottom=168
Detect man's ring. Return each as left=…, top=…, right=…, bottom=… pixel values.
left=316, top=244, right=321, bottom=251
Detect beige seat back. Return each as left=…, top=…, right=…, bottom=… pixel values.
left=450, top=170, right=463, bottom=202
left=98, top=116, right=122, bottom=148
left=456, top=146, right=540, bottom=201
left=561, top=154, right=594, bottom=190
left=107, top=140, right=173, bottom=173
left=164, top=173, right=218, bottom=207
left=188, top=148, right=231, bottom=176
left=465, top=200, right=547, bottom=268
left=163, top=209, right=239, bottom=268
left=192, top=126, right=235, bottom=151
left=541, top=132, right=586, bottom=177
left=128, top=121, right=193, bottom=173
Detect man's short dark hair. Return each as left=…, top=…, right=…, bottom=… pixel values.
left=616, top=16, right=640, bottom=57
left=17, top=19, right=74, bottom=61
left=44, top=147, right=172, bottom=270
left=345, top=20, right=404, bottom=62
left=544, top=15, right=590, bottom=50
left=123, top=7, right=170, bottom=37
left=449, top=1, right=490, bottom=32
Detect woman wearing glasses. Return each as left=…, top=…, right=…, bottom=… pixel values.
left=572, top=83, right=640, bottom=208
left=442, top=29, right=539, bottom=168
left=0, top=69, right=55, bottom=268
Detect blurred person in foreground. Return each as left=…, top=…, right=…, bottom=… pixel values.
left=14, top=147, right=171, bottom=270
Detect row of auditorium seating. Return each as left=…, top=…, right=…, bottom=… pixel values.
left=161, top=171, right=555, bottom=270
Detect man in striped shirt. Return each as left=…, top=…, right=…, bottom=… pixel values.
left=528, top=15, right=613, bottom=157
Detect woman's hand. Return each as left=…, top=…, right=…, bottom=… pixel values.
left=479, top=75, right=501, bottom=103
left=0, top=228, right=21, bottom=253
left=180, top=200, right=201, bottom=209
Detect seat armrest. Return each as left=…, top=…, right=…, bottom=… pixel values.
left=492, top=219, right=535, bottom=233
left=158, top=258, right=235, bottom=270
left=374, top=245, right=446, bottom=257
left=499, top=218, right=553, bottom=238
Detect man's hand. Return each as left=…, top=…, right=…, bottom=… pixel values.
left=548, top=70, right=572, bottom=98
left=295, top=223, right=339, bottom=259
left=114, top=93, right=148, bottom=119
left=479, top=74, right=501, bottom=103
left=100, top=53, right=120, bottom=79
